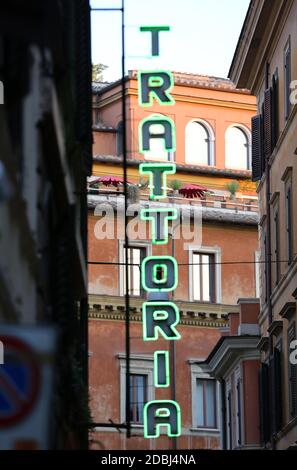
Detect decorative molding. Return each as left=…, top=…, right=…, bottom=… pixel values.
left=279, top=301, right=295, bottom=321
left=257, top=336, right=269, bottom=352
left=267, top=320, right=283, bottom=337
left=88, top=295, right=232, bottom=328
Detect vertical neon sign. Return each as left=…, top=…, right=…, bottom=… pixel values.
left=138, top=26, right=181, bottom=439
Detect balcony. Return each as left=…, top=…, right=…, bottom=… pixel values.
left=88, top=186, right=259, bottom=226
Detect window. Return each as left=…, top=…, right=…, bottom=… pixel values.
left=116, top=121, right=123, bottom=156
left=288, top=323, right=297, bottom=419
left=192, top=252, right=215, bottom=302
left=227, top=389, right=233, bottom=449
left=255, top=251, right=261, bottom=298
left=119, top=354, right=154, bottom=426
left=185, top=120, right=214, bottom=165
left=285, top=181, right=293, bottom=265
left=236, top=379, right=242, bottom=446
left=225, top=125, right=250, bottom=170
left=123, top=246, right=146, bottom=296
left=284, top=39, right=291, bottom=121
left=129, top=374, right=147, bottom=424
left=273, top=206, right=280, bottom=284
left=196, top=379, right=217, bottom=428
left=119, top=242, right=151, bottom=297
left=272, top=70, right=279, bottom=148
left=264, top=229, right=268, bottom=302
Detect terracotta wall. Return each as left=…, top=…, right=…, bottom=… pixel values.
left=88, top=214, right=258, bottom=305
left=93, top=78, right=256, bottom=169
left=89, top=318, right=222, bottom=450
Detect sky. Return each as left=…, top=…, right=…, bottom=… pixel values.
left=90, top=0, right=250, bottom=82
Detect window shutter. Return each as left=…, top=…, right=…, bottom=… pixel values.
left=271, top=75, right=279, bottom=148
left=274, top=348, right=282, bottom=431
left=264, top=88, right=272, bottom=159
left=288, top=325, right=297, bottom=418
left=285, top=44, right=291, bottom=120
left=251, top=114, right=263, bottom=181
left=259, top=362, right=270, bottom=444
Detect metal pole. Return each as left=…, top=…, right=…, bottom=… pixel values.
left=121, top=0, right=131, bottom=439
left=171, top=221, right=177, bottom=450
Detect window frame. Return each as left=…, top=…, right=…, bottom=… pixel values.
left=288, top=321, right=297, bottom=419
left=190, top=363, right=220, bottom=434
left=116, top=121, right=123, bottom=156
left=235, top=366, right=243, bottom=448
left=119, top=354, right=154, bottom=428
left=189, top=246, right=221, bottom=303
left=285, top=176, right=293, bottom=265
left=284, top=37, right=291, bottom=121
left=226, top=379, right=233, bottom=450
left=118, top=240, right=152, bottom=297
left=185, top=119, right=215, bottom=166
left=254, top=251, right=261, bottom=298
left=225, top=124, right=251, bottom=171
left=192, top=252, right=215, bottom=303
left=129, top=373, right=147, bottom=425
left=195, top=378, right=217, bottom=429
left=272, top=195, right=281, bottom=284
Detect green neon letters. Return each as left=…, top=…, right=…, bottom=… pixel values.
left=140, top=207, right=177, bottom=245
left=139, top=26, right=170, bottom=56
left=143, top=400, right=181, bottom=438
left=140, top=163, right=176, bottom=199
left=141, top=256, right=178, bottom=292
left=139, top=115, right=176, bottom=154
left=142, top=301, right=181, bottom=341
left=138, top=71, right=175, bottom=107
left=154, top=351, right=170, bottom=387
left=138, top=25, right=181, bottom=440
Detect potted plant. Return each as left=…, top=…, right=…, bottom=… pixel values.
left=225, top=180, right=239, bottom=200
left=168, top=179, right=182, bottom=198
left=127, top=184, right=140, bottom=204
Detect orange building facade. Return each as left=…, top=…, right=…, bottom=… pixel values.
left=88, top=72, right=259, bottom=449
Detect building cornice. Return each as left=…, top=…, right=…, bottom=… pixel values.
left=92, top=155, right=253, bottom=179
left=229, top=0, right=292, bottom=91
left=97, top=87, right=255, bottom=112
left=196, top=335, right=260, bottom=378
left=88, top=294, right=232, bottom=328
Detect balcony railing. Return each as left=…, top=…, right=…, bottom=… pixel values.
left=88, top=186, right=259, bottom=214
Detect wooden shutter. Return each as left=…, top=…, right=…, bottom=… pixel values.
left=259, top=362, right=270, bottom=444
left=264, top=88, right=272, bottom=159
left=271, top=74, right=279, bottom=148
left=251, top=114, right=263, bottom=181
left=285, top=42, right=291, bottom=120
left=274, top=348, right=282, bottom=431
left=288, top=325, right=297, bottom=418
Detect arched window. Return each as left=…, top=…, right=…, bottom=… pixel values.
left=185, top=120, right=214, bottom=165
left=225, top=125, right=250, bottom=170
left=116, top=121, right=123, bottom=156
left=143, top=114, right=174, bottom=162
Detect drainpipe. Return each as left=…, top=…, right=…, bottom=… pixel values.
left=219, top=378, right=227, bottom=450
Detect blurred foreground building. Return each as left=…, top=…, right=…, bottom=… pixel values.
left=0, top=1, right=92, bottom=449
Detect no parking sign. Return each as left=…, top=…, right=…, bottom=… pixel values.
left=0, top=326, right=56, bottom=450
